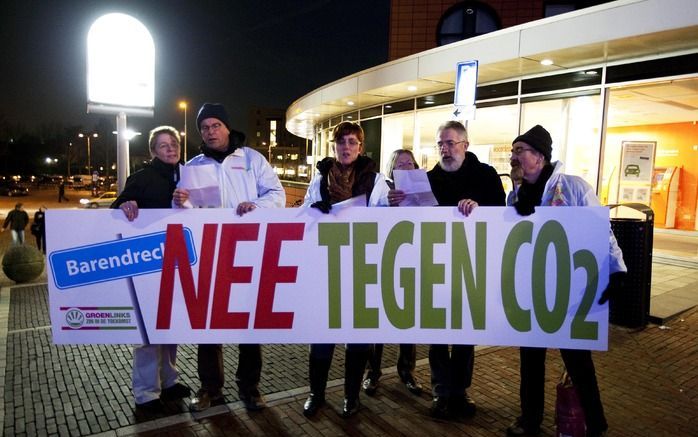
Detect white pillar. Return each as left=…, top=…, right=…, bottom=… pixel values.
left=116, top=112, right=130, bottom=194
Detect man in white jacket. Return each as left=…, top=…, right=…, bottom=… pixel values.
left=173, top=103, right=285, bottom=412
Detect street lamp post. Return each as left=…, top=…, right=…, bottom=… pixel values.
left=179, top=101, right=188, bottom=161
left=78, top=132, right=98, bottom=177
left=67, top=142, right=72, bottom=178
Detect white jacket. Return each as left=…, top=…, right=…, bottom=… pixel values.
left=181, top=146, right=285, bottom=208
left=510, top=161, right=627, bottom=274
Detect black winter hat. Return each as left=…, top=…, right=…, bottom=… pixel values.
left=513, top=125, right=552, bottom=162
left=196, top=103, right=231, bottom=132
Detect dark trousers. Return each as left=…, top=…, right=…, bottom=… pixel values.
left=519, top=347, right=607, bottom=434
left=366, top=344, right=417, bottom=381
left=428, top=344, right=474, bottom=397
left=35, top=233, right=46, bottom=253
left=309, top=344, right=369, bottom=401
left=197, top=344, right=262, bottom=396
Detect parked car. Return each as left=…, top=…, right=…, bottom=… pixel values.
left=0, top=181, right=29, bottom=196
left=79, top=191, right=117, bottom=208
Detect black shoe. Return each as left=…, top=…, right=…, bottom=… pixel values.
left=362, top=376, right=379, bottom=396
left=303, top=393, right=325, bottom=417
left=239, top=388, right=267, bottom=411
left=430, top=396, right=449, bottom=419
left=135, top=398, right=165, bottom=413
left=450, top=392, right=476, bottom=417
left=401, top=374, right=423, bottom=395
left=160, top=382, right=191, bottom=401
left=506, top=418, right=541, bottom=436
left=341, top=397, right=360, bottom=417
left=189, top=389, right=224, bottom=412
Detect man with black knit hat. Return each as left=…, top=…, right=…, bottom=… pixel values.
left=506, top=124, right=626, bottom=437
left=173, top=103, right=285, bottom=412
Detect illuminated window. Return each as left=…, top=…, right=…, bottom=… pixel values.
left=437, top=1, right=500, bottom=46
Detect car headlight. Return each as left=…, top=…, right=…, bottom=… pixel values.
left=79, top=198, right=89, bottom=205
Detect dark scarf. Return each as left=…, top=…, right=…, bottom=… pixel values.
left=317, top=155, right=377, bottom=205
left=198, top=129, right=246, bottom=163
left=515, top=164, right=554, bottom=209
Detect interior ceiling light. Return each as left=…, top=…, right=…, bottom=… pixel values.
left=407, top=85, right=418, bottom=91
left=347, top=100, right=355, bottom=106
left=540, top=59, right=554, bottom=66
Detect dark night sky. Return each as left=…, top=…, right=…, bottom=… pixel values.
left=0, top=0, right=390, bottom=141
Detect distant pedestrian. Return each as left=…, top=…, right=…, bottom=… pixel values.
left=58, top=180, right=69, bottom=202
left=32, top=206, right=47, bottom=253
left=2, top=203, right=30, bottom=245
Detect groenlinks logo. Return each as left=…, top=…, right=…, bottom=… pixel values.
left=65, top=308, right=85, bottom=329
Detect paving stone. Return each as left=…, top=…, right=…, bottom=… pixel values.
left=3, top=284, right=698, bottom=436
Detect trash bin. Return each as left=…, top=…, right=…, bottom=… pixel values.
left=608, top=203, right=654, bottom=329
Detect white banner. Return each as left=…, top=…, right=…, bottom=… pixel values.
left=46, top=206, right=611, bottom=350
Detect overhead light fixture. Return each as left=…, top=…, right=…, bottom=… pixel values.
left=407, top=85, right=418, bottom=91
left=540, top=59, right=554, bottom=66
left=347, top=100, right=355, bottom=106
left=385, top=104, right=392, bottom=109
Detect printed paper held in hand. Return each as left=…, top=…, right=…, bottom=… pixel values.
left=178, top=164, right=222, bottom=208
left=392, top=169, right=438, bottom=206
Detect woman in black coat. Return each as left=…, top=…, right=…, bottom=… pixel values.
left=111, top=126, right=191, bottom=413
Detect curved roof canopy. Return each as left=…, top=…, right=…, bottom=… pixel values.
left=286, top=0, right=698, bottom=138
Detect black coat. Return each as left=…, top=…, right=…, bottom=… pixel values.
left=111, top=158, right=179, bottom=209
left=427, top=151, right=505, bottom=207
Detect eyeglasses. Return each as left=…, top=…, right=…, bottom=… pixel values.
left=436, top=140, right=465, bottom=149
left=200, top=122, right=223, bottom=133
left=510, top=146, right=536, bottom=155
left=335, top=139, right=361, bottom=146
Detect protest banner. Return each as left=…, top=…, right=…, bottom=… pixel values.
left=46, top=206, right=611, bottom=350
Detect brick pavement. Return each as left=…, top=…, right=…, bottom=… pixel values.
left=1, top=283, right=697, bottom=436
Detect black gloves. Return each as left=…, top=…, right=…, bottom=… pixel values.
left=598, top=271, right=626, bottom=304
left=310, top=201, right=332, bottom=214
left=514, top=201, right=535, bottom=216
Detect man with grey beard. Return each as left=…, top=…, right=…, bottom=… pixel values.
left=425, top=120, right=505, bottom=419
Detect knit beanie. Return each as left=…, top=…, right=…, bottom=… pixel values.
left=196, top=103, right=231, bottom=133
left=513, top=125, right=552, bottom=162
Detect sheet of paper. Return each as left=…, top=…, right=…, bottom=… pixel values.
left=178, top=164, right=222, bottom=208
left=331, top=194, right=368, bottom=212
left=392, top=169, right=438, bottom=206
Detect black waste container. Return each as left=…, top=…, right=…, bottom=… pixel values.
left=608, top=203, right=654, bottom=329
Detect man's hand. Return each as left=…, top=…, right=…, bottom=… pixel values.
left=236, top=201, right=257, bottom=216
left=598, top=271, right=627, bottom=304
left=119, top=200, right=139, bottom=222
left=457, top=198, right=478, bottom=217
left=514, top=201, right=535, bottom=216
left=310, top=201, right=332, bottom=214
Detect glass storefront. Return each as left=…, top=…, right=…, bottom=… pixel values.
left=306, top=60, right=698, bottom=263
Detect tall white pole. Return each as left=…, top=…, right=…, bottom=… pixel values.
left=116, top=112, right=130, bottom=194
